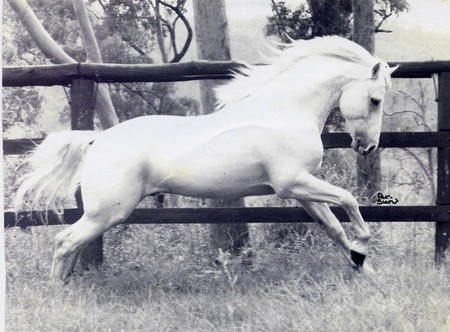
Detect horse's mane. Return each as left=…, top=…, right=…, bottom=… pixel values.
left=215, top=36, right=376, bottom=110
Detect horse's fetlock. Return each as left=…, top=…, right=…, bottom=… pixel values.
left=356, top=226, right=371, bottom=243
left=54, top=232, right=66, bottom=248
left=334, top=228, right=347, bottom=242
left=359, top=231, right=371, bottom=243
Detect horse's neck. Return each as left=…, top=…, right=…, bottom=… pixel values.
left=226, top=63, right=347, bottom=132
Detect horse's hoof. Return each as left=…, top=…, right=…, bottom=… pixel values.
left=350, top=259, right=375, bottom=275
left=350, top=249, right=366, bottom=267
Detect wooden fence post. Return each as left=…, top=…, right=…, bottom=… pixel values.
left=436, top=71, right=450, bottom=263
left=70, top=78, right=103, bottom=269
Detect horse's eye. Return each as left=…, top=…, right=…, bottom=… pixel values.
left=370, top=97, right=381, bottom=106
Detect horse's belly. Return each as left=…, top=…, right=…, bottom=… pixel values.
left=151, top=128, right=273, bottom=198
left=157, top=155, right=270, bottom=198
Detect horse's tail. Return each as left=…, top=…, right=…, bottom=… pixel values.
left=14, top=131, right=99, bottom=215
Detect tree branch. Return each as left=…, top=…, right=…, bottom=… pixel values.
left=160, top=0, right=192, bottom=63
left=153, top=0, right=169, bottom=63
left=7, top=0, right=75, bottom=64
left=402, top=148, right=436, bottom=201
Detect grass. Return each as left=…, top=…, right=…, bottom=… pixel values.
left=4, top=221, right=450, bottom=332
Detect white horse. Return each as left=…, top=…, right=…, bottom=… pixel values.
left=15, top=36, right=397, bottom=282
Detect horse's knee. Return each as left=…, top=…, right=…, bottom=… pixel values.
left=340, top=191, right=359, bottom=211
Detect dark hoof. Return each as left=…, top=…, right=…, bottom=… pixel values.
left=351, top=250, right=366, bottom=268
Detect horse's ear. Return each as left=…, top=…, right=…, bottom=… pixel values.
left=372, top=62, right=382, bottom=79
left=388, top=65, right=399, bottom=75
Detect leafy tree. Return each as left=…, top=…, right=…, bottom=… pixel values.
left=266, top=0, right=408, bottom=42
left=92, top=0, right=192, bottom=63
left=90, top=0, right=198, bottom=120
left=2, top=88, right=43, bottom=133
left=2, top=3, right=44, bottom=136
left=3, top=0, right=198, bottom=129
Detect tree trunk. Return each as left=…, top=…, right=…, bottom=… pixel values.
left=72, top=0, right=118, bottom=129
left=192, top=0, right=249, bottom=256
left=352, top=0, right=375, bottom=53
left=352, top=0, right=380, bottom=200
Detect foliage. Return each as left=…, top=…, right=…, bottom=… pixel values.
left=374, top=0, right=409, bottom=32
left=110, top=82, right=199, bottom=120
left=266, top=0, right=408, bottom=42
left=266, top=2, right=317, bottom=41
left=2, top=87, right=43, bottom=133
left=91, top=0, right=192, bottom=63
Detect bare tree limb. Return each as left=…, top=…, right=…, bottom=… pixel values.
left=7, top=0, right=75, bottom=64
left=160, top=0, right=192, bottom=63
left=153, top=0, right=169, bottom=63
left=402, top=148, right=436, bottom=201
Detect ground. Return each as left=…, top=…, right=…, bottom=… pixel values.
left=4, top=219, right=450, bottom=332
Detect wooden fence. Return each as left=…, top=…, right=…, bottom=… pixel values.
left=3, top=60, right=450, bottom=264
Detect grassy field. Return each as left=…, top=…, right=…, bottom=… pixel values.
left=4, top=220, right=450, bottom=332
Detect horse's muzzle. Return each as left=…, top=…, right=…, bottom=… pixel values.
left=360, top=144, right=377, bottom=155
left=352, top=139, right=377, bottom=155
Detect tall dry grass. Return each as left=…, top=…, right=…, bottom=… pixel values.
left=5, top=219, right=449, bottom=332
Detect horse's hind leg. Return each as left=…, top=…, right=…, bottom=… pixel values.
left=50, top=215, right=112, bottom=282
left=62, top=247, right=82, bottom=279
left=50, top=189, right=140, bottom=283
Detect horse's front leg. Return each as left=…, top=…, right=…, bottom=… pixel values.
left=275, top=172, right=372, bottom=272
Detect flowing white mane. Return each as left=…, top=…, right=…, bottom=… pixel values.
left=215, top=36, right=377, bottom=110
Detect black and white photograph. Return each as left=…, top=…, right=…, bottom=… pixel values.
left=2, top=0, right=450, bottom=331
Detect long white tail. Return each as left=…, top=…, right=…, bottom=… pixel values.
left=14, top=131, right=99, bottom=214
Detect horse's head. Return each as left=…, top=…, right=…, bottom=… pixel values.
left=339, top=62, right=398, bottom=155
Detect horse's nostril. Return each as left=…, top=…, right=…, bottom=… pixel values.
left=363, top=145, right=376, bottom=155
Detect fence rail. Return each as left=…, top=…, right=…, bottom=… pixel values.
left=4, top=132, right=450, bottom=155
left=3, top=60, right=450, bottom=87
left=5, top=206, right=450, bottom=228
